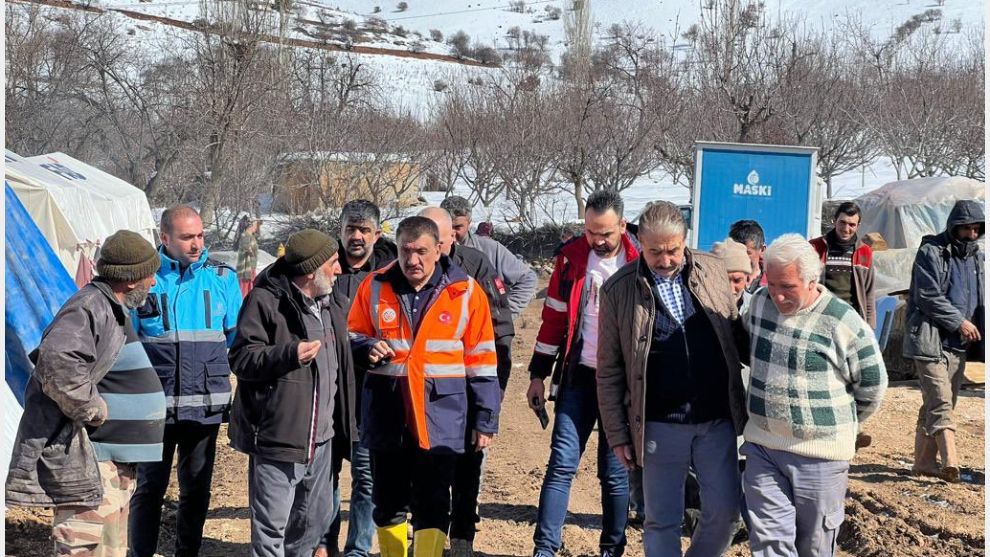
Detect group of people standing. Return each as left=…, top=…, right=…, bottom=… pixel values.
left=4, top=189, right=982, bottom=557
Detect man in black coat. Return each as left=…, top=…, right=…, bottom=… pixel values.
left=228, top=229, right=352, bottom=557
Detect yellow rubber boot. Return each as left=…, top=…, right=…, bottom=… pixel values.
left=412, top=528, right=447, bottom=557
left=377, top=523, right=409, bottom=557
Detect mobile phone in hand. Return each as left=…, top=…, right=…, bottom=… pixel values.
left=532, top=397, right=550, bottom=430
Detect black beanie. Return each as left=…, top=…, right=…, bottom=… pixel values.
left=97, top=230, right=160, bottom=282
left=284, top=229, right=337, bottom=276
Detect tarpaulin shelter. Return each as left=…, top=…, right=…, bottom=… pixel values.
left=3, top=182, right=78, bottom=491
left=855, top=176, right=985, bottom=250
left=4, top=150, right=158, bottom=278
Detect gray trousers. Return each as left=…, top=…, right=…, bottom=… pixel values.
left=915, top=350, right=967, bottom=435
left=642, top=420, right=740, bottom=557
left=741, top=442, right=848, bottom=557
left=248, top=440, right=334, bottom=557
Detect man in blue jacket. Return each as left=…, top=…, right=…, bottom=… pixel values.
left=904, top=199, right=984, bottom=482
left=128, top=205, right=243, bottom=557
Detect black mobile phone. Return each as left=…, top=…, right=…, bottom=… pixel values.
left=532, top=397, right=550, bottom=430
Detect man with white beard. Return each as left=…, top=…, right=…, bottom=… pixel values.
left=228, top=229, right=353, bottom=557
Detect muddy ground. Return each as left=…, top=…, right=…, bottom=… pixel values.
left=5, top=285, right=985, bottom=556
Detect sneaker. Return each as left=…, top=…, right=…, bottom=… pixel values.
left=450, top=538, right=474, bottom=557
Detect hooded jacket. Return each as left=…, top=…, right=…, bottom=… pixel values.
left=903, top=200, right=985, bottom=361
left=228, top=260, right=354, bottom=464
left=6, top=281, right=128, bottom=507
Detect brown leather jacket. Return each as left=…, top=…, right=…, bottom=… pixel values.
left=596, top=249, right=748, bottom=466
left=6, top=280, right=128, bottom=507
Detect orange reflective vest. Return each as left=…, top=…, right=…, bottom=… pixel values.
left=349, top=259, right=501, bottom=453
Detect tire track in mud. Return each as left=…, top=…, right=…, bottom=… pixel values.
left=840, top=488, right=984, bottom=556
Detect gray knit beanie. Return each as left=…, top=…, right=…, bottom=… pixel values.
left=97, top=230, right=160, bottom=282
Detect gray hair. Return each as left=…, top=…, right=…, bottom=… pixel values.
left=586, top=190, right=624, bottom=219
left=637, top=201, right=686, bottom=239
left=764, top=233, right=822, bottom=285
left=440, top=195, right=472, bottom=219
left=340, top=199, right=381, bottom=228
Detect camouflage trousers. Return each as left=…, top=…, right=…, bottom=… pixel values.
left=53, top=460, right=137, bottom=557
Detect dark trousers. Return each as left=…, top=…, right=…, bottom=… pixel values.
left=128, top=422, right=219, bottom=557
left=449, top=448, right=486, bottom=540
left=371, top=441, right=457, bottom=532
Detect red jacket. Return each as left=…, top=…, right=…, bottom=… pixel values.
left=528, top=233, right=640, bottom=397
left=809, top=235, right=876, bottom=328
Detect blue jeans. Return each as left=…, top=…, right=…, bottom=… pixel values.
left=533, top=372, right=629, bottom=557
left=322, top=442, right=375, bottom=557
left=642, top=420, right=740, bottom=557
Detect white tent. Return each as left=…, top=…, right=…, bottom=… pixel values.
left=5, top=150, right=158, bottom=275
left=854, top=176, right=985, bottom=250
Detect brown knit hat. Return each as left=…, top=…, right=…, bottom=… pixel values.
left=97, top=230, right=160, bottom=282
left=711, top=237, right=753, bottom=275
left=283, top=229, right=338, bottom=276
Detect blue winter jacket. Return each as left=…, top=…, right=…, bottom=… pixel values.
left=133, top=247, right=242, bottom=424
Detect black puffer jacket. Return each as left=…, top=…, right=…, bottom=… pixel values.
left=228, top=261, right=354, bottom=464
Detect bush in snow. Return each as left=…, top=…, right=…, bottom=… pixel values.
left=397, top=1, right=408, bottom=11
left=430, top=29, right=443, bottom=41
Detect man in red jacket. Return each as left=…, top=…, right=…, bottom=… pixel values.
left=526, top=190, right=640, bottom=557
left=809, top=202, right=876, bottom=329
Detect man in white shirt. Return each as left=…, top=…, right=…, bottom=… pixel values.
left=526, top=190, right=640, bottom=557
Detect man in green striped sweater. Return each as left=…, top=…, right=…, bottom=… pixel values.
left=741, top=233, right=887, bottom=557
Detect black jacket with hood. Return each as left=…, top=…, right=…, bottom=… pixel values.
left=228, top=260, right=354, bottom=464
left=903, top=199, right=985, bottom=361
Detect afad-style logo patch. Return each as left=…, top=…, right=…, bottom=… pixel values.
left=381, top=308, right=397, bottom=324
left=438, top=311, right=453, bottom=324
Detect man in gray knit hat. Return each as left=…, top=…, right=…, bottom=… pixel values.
left=7, top=229, right=164, bottom=557
left=229, top=228, right=353, bottom=557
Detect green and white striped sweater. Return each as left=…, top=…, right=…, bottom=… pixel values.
left=743, top=285, right=887, bottom=461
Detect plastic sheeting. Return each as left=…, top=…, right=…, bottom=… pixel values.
left=5, top=150, right=158, bottom=276
left=855, top=176, right=985, bottom=250
left=3, top=182, right=78, bottom=497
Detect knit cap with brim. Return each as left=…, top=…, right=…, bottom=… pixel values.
left=711, top=237, right=753, bottom=275
left=283, top=229, right=337, bottom=276
left=97, top=230, right=161, bottom=282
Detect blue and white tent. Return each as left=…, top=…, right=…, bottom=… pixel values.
left=3, top=182, right=78, bottom=490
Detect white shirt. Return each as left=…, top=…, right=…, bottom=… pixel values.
left=579, top=250, right=626, bottom=368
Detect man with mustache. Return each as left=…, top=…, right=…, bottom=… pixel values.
left=128, top=206, right=243, bottom=557
left=904, top=200, right=984, bottom=482
left=6, top=230, right=165, bottom=557
left=348, top=216, right=501, bottom=557
left=420, top=206, right=515, bottom=557
left=527, top=190, right=638, bottom=557
left=318, top=200, right=397, bottom=557
left=228, top=229, right=350, bottom=557
left=741, top=234, right=886, bottom=557
left=597, top=201, right=748, bottom=557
